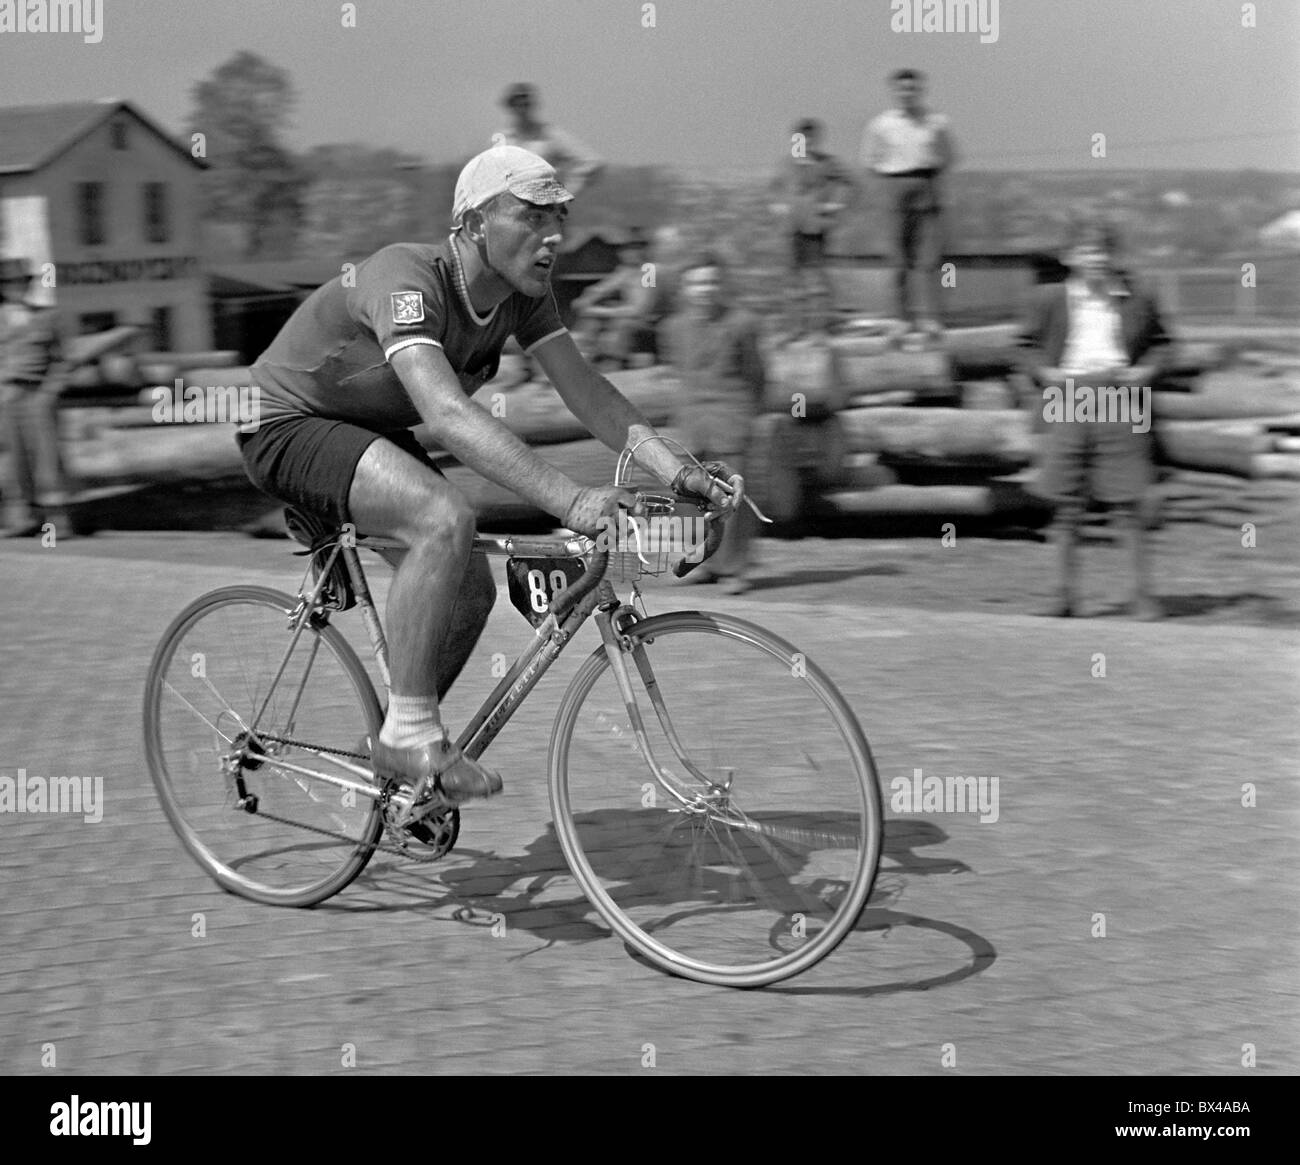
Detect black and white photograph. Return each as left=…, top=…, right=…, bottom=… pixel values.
left=0, top=0, right=1296, bottom=1113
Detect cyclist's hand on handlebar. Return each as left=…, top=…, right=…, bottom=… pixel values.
left=673, top=516, right=726, bottom=578
left=671, top=461, right=743, bottom=513
left=563, top=485, right=637, bottom=539
left=670, top=461, right=745, bottom=578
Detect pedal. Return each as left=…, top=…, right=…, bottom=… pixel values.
left=387, top=774, right=454, bottom=828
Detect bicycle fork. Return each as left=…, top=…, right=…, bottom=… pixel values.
left=594, top=604, right=733, bottom=814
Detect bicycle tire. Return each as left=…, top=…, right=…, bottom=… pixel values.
left=143, top=585, right=385, bottom=907
left=548, top=609, right=882, bottom=987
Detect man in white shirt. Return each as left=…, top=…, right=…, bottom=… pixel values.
left=860, top=69, right=957, bottom=342
left=493, top=83, right=604, bottom=197
left=1018, top=215, right=1172, bottom=620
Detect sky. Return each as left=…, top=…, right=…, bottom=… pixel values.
left=0, top=0, right=1297, bottom=174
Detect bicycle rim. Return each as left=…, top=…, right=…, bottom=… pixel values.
left=143, top=586, right=384, bottom=907
left=549, top=610, right=882, bottom=987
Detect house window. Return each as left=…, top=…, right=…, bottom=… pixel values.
left=111, top=120, right=128, bottom=150
left=79, top=311, right=117, bottom=334
left=77, top=182, right=106, bottom=246
left=150, top=306, right=174, bottom=351
left=143, top=182, right=170, bottom=244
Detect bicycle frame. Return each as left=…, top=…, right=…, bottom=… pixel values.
left=244, top=526, right=717, bottom=822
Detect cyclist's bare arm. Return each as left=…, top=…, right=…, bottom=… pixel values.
left=533, top=333, right=690, bottom=486
left=390, top=345, right=583, bottom=519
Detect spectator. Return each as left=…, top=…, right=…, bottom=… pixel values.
left=492, top=83, right=606, bottom=386
left=571, top=229, right=660, bottom=368
left=769, top=118, right=855, bottom=334
left=658, top=253, right=765, bottom=594
left=1019, top=213, right=1172, bottom=620
left=1, top=259, right=71, bottom=537
left=493, top=83, right=604, bottom=197
left=860, top=68, right=957, bottom=344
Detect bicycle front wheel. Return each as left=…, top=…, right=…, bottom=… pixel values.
left=549, top=610, right=882, bottom=987
left=143, top=586, right=385, bottom=907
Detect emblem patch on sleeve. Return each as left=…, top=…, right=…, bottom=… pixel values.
left=391, top=292, right=425, bottom=324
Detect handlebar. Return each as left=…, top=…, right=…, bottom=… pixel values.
left=548, top=487, right=725, bottom=620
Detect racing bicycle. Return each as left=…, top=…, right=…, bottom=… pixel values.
left=143, top=453, right=883, bottom=987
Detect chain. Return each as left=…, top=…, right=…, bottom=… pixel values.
left=256, top=732, right=370, bottom=762
left=241, top=733, right=454, bottom=863
left=246, top=803, right=450, bottom=863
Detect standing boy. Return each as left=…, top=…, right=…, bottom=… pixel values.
left=658, top=254, right=765, bottom=594
left=860, top=69, right=957, bottom=343
left=1019, top=215, right=1172, bottom=619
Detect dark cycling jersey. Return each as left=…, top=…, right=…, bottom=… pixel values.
left=251, top=237, right=567, bottom=429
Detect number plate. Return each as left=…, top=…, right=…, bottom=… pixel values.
left=505, top=557, right=586, bottom=627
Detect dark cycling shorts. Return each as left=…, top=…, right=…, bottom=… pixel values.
left=236, top=414, right=444, bottom=530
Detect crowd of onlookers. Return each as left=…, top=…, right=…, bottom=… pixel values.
left=2, top=69, right=1178, bottom=616
left=524, top=69, right=1169, bottom=612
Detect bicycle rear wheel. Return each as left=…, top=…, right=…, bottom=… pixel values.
left=549, top=610, right=882, bottom=987
left=143, top=586, right=384, bottom=907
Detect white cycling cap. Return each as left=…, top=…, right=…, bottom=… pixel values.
left=452, top=146, right=573, bottom=225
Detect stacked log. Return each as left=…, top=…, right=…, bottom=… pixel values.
left=1157, top=421, right=1268, bottom=478
left=416, top=366, right=682, bottom=450
left=831, top=342, right=953, bottom=404
left=68, top=422, right=245, bottom=487
left=48, top=324, right=1299, bottom=531
left=838, top=407, right=1035, bottom=466
left=1151, top=373, right=1300, bottom=478
left=1153, top=371, right=1300, bottom=421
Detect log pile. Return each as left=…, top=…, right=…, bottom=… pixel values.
left=42, top=324, right=1300, bottom=532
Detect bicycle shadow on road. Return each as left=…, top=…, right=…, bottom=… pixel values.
left=335, top=811, right=994, bottom=995
left=750, top=816, right=995, bottom=998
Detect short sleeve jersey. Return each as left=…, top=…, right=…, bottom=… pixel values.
left=250, top=238, right=567, bottom=429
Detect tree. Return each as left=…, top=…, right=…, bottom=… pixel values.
left=296, top=144, right=431, bottom=257
left=188, top=51, right=305, bottom=258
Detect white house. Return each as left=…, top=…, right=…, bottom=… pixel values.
left=0, top=98, right=209, bottom=349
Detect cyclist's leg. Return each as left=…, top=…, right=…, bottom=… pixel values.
left=347, top=438, right=488, bottom=704
left=372, top=543, right=493, bottom=700
left=348, top=437, right=501, bottom=799
left=239, top=414, right=492, bottom=711
left=358, top=429, right=495, bottom=700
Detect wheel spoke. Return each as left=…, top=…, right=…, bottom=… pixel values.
left=552, top=610, right=881, bottom=986
left=145, top=587, right=386, bottom=907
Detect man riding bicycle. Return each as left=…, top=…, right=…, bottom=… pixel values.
left=238, top=146, right=737, bottom=808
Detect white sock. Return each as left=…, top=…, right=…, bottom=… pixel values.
left=379, top=694, right=448, bottom=750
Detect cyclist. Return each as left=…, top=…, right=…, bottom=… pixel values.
left=238, top=146, right=737, bottom=809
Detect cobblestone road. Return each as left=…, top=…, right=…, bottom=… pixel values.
left=1, top=534, right=1297, bottom=1075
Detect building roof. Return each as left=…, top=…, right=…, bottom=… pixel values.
left=0, top=99, right=205, bottom=175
